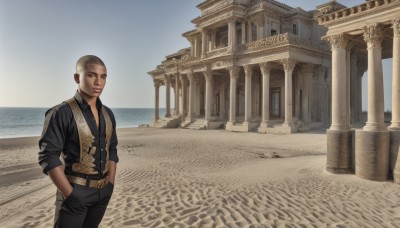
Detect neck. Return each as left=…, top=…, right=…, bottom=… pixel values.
left=78, top=90, right=97, bottom=107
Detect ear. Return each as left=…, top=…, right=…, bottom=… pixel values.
left=74, top=73, right=80, bottom=84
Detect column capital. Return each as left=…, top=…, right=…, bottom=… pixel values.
left=282, top=58, right=296, bottom=72
left=363, top=23, right=384, bottom=48
left=202, top=69, right=212, bottom=80
left=393, top=19, right=400, bottom=36
left=326, top=33, right=350, bottom=49
left=153, top=80, right=160, bottom=87
left=243, top=65, right=253, bottom=78
left=260, top=62, right=272, bottom=76
left=227, top=66, right=239, bottom=79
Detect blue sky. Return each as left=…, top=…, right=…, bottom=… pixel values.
left=0, top=0, right=392, bottom=111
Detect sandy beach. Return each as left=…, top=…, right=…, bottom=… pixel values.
left=0, top=128, right=399, bottom=227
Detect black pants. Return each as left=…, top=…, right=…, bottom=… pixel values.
left=54, top=182, right=114, bottom=228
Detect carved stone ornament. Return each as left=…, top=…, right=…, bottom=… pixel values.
left=393, top=19, right=400, bottom=36
left=227, top=66, right=239, bottom=79
left=326, top=34, right=349, bottom=49
left=363, top=24, right=383, bottom=48
left=153, top=80, right=160, bottom=87
left=243, top=65, right=253, bottom=78
left=282, top=59, right=296, bottom=72
left=259, top=62, right=271, bottom=76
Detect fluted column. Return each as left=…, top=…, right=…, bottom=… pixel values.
left=203, top=69, right=212, bottom=121
left=228, top=67, right=239, bottom=123
left=261, top=62, right=271, bottom=124
left=201, top=29, right=207, bottom=58
left=327, top=34, right=350, bottom=131
left=180, top=75, right=187, bottom=118
left=174, top=74, right=180, bottom=116
left=241, top=21, right=246, bottom=44
left=244, top=65, right=253, bottom=123
left=390, top=19, right=400, bottom=129
left=363, top=24, right=385, bottom=131
left=258, top=63, right=272, bottom=132
left=154, top=80, right=160, bottom=121
left=228, top=19, right=237, bottom=52
left=165, top=75, right=171, bottom=117
left=187, top=72, right=194, bottom=121
left=282, top=59, right=296, bottom=127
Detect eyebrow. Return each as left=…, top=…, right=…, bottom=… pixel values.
left=87, top=71, right=107, bottom=77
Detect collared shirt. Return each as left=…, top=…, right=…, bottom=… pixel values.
left=38, top=92, right=119, bottom=179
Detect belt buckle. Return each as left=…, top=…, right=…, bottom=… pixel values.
left=97, top=179, right=103, bottom=188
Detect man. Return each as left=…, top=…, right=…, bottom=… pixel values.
left=38, top=55, right=118, bottom=228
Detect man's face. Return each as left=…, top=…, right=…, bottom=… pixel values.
left=75, top=63, right=107, bottom=99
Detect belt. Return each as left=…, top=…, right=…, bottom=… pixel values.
left=66, top=175, right=109, bottom=189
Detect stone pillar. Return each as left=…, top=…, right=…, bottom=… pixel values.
left=326, top=34, right=354, bottom=174
left=241, top=21, right=246, bottom=44
left=228, top=19, right=237, bottom=52
left=194, top=38, right=198, bottom=58
left=282, top=59, right=296, bottom=132
left=165, top=75, right=171, bottom=117
left=248, top=22, right=252, bottom=42
left=244, top=65, right=253, bottom=124
left=180, top=75, right=187, bottom=118
left=302, top=64, right=314, bottom=125
left=154, top=80, right=160, bottom=122
left=257, top=16, right=264, bottom=40
left=174, top=74, right=180, bottom=116
left=363, top=24, right=385, bottom=131
left=203, top=69, right=212, bottom=123
left=258, top=62, right=272, bottom=133
left=226, top=66, right=239, bottom=129
left=201, top=29, right=207, bottom=58
left=187, top=71, right=194, bottom=121
left=390, top=19, right=400, bottom=178
left=355, top=24, right=389, bottom=182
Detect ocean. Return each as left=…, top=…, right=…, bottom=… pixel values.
left=0, top=107, right=165, bottom=139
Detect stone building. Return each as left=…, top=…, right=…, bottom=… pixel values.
left=318, top=0, right=400, bottom=182
left=148, top=0, right=338, bottom=133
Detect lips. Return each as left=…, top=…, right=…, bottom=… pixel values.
left=93, top=88, right=103, bottom=93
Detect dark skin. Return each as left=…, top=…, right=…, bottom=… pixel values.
left=48, top=63, right=116, bottom=199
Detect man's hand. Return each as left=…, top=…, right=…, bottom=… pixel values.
left=48, top=166, right=73, bottom=198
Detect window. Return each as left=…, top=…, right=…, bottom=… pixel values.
left=293, top=24, right=297, bottom=35
left=271, top=88, right=280, bottom=117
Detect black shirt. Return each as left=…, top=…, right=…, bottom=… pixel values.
left=38, top=92, right=119, bottom=179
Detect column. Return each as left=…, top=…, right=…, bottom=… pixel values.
left=355, top=24, right=389, bottom=182
left=194, top=38, right=198, bottom=58
left=327, top=34, right=350, bottom=131
left=241, top=21, right=246, bottom=44
left=390, top=19, right=400, bottom=129
left=174, top=74, right=180, bottom=116
left=190, top=38, right=194, bottom=57
left=259, top=62, right=272, bottom=130
left=244, top=65, right=253, bottom=123
left=257, top=16, right=264, bottom=40
left=211, top=31, right=216, bottom=51
left=248, top=22, right=252, bottom=42
left=228, top=67, right=239, bottom=123
left=228, top=19, right=237, bottom=52
left=203, top=69, right=212, bottom=121
left=282, top=59, right=296, bottom=127
left=326, top=33, right=353, bottom=174
left=201, top=29, right=207, bottom=58
left=363, top=24, right=385, bottom=131
left=154, top=80, right=160, bottom=121
left=165, top=75, right=171, bottom=117
left=302, top=64, right=314, bottom=125
left=346, top=47, right=352, bottom=126
left=180, top=75, right=187, bottom=118
left=187, top=71, right=194, bottom=121
left=390, top=19, right=400, bottom=180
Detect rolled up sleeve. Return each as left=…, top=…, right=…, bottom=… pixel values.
left=38, top=107, right=66, bottom=174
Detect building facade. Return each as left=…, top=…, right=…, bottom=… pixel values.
left=318, top=0, right=400, bottom=182
left=149, top=0, right=343, bottom=133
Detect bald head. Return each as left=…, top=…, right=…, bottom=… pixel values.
left=76, top=55, right=106, bottom=73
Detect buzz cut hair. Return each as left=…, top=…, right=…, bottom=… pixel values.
left=76, top=55, right=106, bottom=73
